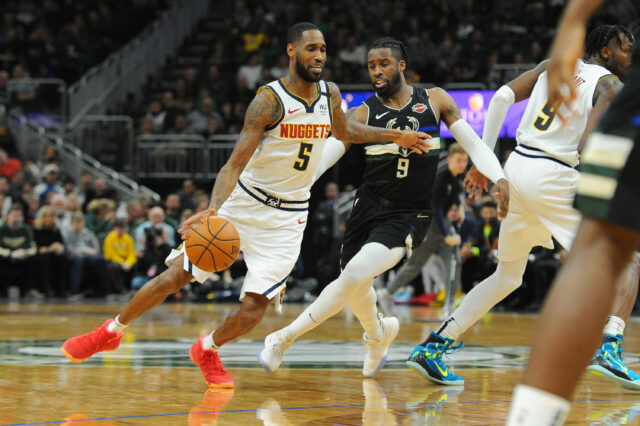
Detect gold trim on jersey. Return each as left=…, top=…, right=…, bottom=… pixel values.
left=258, top=86, right=284, bottom=130
left=598, top=74, right=618, bottom=82
left=279, top=78, right=320, bottom=107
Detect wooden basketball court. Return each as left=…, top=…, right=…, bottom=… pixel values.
left=1, top=302, right=639, bottom=425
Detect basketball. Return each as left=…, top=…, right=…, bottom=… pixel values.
left=184, top=216, right=240, bottom=272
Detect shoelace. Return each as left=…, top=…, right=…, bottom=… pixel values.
left=423, top=340, right=465, bottom=359
left=78, top=325, right=112, bottom=352
left=202, top=350, right=227, bottom=374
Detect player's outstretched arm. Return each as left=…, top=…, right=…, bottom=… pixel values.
left=327, top=82, right=430, bottom=154
left=465, top=60, right=551, bottom=198
left=431, top=87, right=510, bottom=218
left=547, top=0, right=605, bottom=110
left=312, top=107, right=362, bottom=182
left=179, top=88, right=281, bottom=235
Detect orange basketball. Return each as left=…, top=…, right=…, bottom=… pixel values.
left=185, top=216, right=240, bottom=272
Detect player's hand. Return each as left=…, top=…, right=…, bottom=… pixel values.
left=178, top=208, right=217, bottom=239
left=493, top=178, right=510, bottom=221
left=393, top=130, right=431, bottom=154
left=547, top=23, right=586, bottom=122
left=463, top=165, right=489, bottom=200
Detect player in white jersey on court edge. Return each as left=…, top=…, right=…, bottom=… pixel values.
left=60, top=22, right=430, bottom=389
left=405, top=24, right=640, bottom=388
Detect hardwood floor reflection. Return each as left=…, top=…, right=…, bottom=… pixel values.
left=1, top=302, right=639, bottom=425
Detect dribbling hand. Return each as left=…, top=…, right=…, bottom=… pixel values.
left=179, top=208, right=217, bottom=240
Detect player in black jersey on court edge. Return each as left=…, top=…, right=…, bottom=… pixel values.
left=258, top=38, right=510, bottom=377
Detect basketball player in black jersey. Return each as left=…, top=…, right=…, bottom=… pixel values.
left=258, top=38, right=509, bottom=377
left=507, top=1, right=640, bottom=424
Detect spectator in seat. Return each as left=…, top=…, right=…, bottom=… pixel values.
left=62, top=211, right=112, bottom=300
left=0, top=177, right=12, bottom=219
left=83, top=178, right=116, bottom=211
left=85, top=198, right=116, bottom=244
left=461, top=201, right=501, bottom=290
left=34, top=164, right=64, bottom=201
left=126, top=200, right=146, bottom=233
left=237, top=54, right=262, bottom=90
left=33, top=205, right=67, bottom=297
left=103, top=218, right=137, bottom=293
left=177, top=179, right=197, bottom=211
left=134, top=206, right=175, bottom=257
left=144, top=99, right=166, bottom=133
left=164, top=193, right=181, bottom=228
left=187, top=97, right=214, bottom=135
left=0, top=205, right=37, bottom=298
left=0, top=149, right=22, bottom=180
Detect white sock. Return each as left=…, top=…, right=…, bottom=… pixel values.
left=285, top=244, right=405, bottom=340
left=108, top=315, right=129, bottom=333
left=506, top=384, right=570, bottom=426
left=603, top=315, right=625, bottom=337
left=437, top=257, right=528, bottom=340
left=437, top=317, right=463, bottom=341
left=350, top=285, right=383, bottom=341
left=202, top=331, right=219, bottom=350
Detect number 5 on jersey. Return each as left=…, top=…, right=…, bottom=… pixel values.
left=293, top=142, right=313, bottom=171
left=533, top=101, right=556, bottom=131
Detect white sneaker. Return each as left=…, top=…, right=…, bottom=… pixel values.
left=362, top=314, right=399, bottom=378
left=258, top=330, right=293, bottom=374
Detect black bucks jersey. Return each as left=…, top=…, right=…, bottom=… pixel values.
left=362, top=86, right=440, bottom=209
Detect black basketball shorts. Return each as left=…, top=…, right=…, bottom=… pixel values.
left=339, top=186, right=432, bottom=268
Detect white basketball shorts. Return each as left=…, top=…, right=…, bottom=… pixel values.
left=165, top=182, right=309, bottom=304
left=497, top=151, right=581, bottom=262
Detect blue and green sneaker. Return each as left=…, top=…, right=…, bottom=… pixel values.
left=587, top=334, right=640, bottom=390
left=406, top=332, right=464, bottom=386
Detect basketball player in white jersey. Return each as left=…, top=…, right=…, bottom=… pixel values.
left=405, top=24, right=637, bottom=387
left=507, top=2, right=640, bottom=423
left=60, top=23, right=430, bottom=389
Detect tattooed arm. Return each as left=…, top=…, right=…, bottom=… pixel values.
left=328, top=82, right=430, bottom=154
left=178, top=88, right=280, bottom=233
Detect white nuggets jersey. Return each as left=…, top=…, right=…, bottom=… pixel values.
left=516, top=60, right=612, bottom=167
left=239, top=79, right=333, bottom=201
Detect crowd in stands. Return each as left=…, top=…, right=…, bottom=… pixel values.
left=0, top=0, right=168, bottom=88
left=0, top=143, right=249, bottom=301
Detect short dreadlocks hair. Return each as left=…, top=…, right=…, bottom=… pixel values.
left=585, top=24, right=634, bottom=59
left=369, top=37, right=409, bottom=65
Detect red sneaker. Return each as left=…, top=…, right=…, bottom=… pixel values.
left=61, top=319, right=123, bottom=363
left=188, top=388, right=234, bottom=425
left=190, top=336, right=234, bottom=388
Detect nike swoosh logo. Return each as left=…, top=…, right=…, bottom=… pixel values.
left=434, top=361, right=449, bottom=378
left=375, top=112, right=389, bottom=119
left=288, top=108, right=301, bottom=114
left=607, top=353, right=628, bottom=373
left=298, top=218, right=306, bottom=224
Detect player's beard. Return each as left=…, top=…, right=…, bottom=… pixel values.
left=373, top=67, right=402, bottom=97
left=295, top=59, right=323, bottom=82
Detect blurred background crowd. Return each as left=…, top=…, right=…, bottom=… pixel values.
left=1, top=0, right=638, bottom=311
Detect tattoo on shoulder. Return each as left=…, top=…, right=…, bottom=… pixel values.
left=446, top=103, right=463, bottom=121
left=246, top=88, right=281, bottom=128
